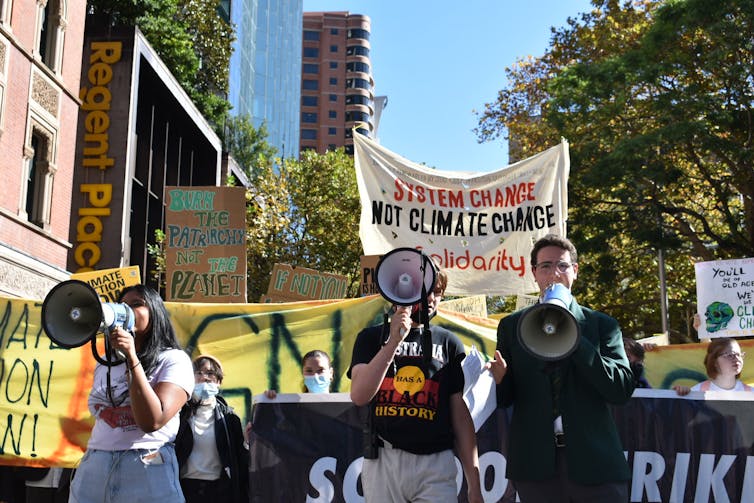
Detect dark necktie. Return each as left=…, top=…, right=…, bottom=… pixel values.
left=549, top=365, right=563, bottom=419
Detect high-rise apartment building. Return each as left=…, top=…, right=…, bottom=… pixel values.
left=300, top=11, right=378, bottom=155
left=229, top=0, right=302, bottom=158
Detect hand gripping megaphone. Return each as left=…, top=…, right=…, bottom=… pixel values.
left=517, top=283, right=580, bottom=361
left=375, top=248, right=437, bottom=362
left=41, top=279, right=134, bottom=365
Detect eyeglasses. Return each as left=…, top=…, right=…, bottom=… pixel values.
left=194, top=370, right=220, bottom=380
left=535, top=261, right=574, bottom=273
left=720, top=352, right=745, bottom=360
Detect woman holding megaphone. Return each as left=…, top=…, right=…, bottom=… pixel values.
left=68, top=284, right=194, bottom=503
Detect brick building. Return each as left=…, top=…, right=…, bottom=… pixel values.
left=0, top=0, right=87, bottom=299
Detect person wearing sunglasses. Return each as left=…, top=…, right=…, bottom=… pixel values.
left=674, top=337, right=752, bottom=395
left=487, top=233, right=634, bottom=502
left=175, top=355, right=248, bottom=503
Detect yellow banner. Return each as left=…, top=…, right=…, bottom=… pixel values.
left=1, top=292, right=751, bottom=468
left=70, top=266, right=141, bottom=302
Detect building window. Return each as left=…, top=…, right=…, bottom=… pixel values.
left=302, top=79, right=318, bottom=90
left=329, top=77, right=337, bottom=85
left=302, top=96, right=318, bottom=107
left=347, top=62, right=370, bottom=74
left=328, top=110, right=336, bottom=119
left=346, top=78, right=371, bottom=90
left=22, top=127, right=55, bottom=228
left=36, top=0, right=65, bottom=73
left=0, top=0, right=13, bottom=24
left=301, top=129, right=317, bottom=140
left=303, top=47, right=319, bottom=58
left=303, top=63, right=319, bottom=74
left=347, top=29, right=370, bottom=41
left=328, top=127, right=336, bottom=135
left=329, top=62, right=338, bottom=69
left=346, top=46, right=369, bottom=57
left=346, top=111, right=370, bottom=123
left=329, top=94, right=337, bottom=102
left=346, top=95, right=372, bottom=107
left=330, top=28, right=338, bottom=35
left=302, top=112, right=317, bottom=123
left=330, top=45, right=338, bottom=53
left=304, top=30, right=320, bottom=41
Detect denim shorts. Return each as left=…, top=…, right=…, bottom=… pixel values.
left=69, top=444, right=184, bottom=503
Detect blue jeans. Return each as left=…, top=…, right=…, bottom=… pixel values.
left=69, top=444, right=184, bottom=503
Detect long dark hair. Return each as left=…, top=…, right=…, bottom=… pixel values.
left=118, top=284, right=182, bottom=375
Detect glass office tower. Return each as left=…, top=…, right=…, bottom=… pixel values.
left=228, top=0, right=302, bottom=158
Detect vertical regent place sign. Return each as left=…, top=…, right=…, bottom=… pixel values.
left=72, top=40, right=124, bottom=271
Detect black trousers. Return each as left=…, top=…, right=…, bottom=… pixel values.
left=180, top=477, right=231, bottom=503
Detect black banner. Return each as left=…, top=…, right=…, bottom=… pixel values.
left=249, top=390, right=754, bottom=503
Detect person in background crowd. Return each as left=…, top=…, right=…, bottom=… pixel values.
left=264, top=349, right=335, bottom=398
left=673, top=337, right=752, bottom=395
left=22, top=467, right=72, bottom=503
left=176, top=355, right=248, bottom=503
left=0, top=466, right=24, bottom=503
left=68, top=284, right=194, bottom=503
left=623, top=337, right=652, bottom=388
left=244, top=349, right=335, bottom=442
left=349, top=265, right=483, bottom=503
left=488, top=233, right=634, bottom=502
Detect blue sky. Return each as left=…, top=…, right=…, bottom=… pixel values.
left=303, top=0, right=595, bottom=172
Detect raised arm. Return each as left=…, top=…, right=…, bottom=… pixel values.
left=112, top=326, right=189, bottom=432
left=350, top=307, right=412, bottom=406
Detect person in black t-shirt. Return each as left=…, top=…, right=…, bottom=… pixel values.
left=348, top=268, right=482, bottom=503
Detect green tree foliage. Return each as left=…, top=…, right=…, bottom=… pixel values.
left=224, top=115, right=278, bottom=179
left=245, top=150, right=362, bottom=301
left=88, top=0, right=233, bottom=130
left=476, top=0, right=753, bottom=341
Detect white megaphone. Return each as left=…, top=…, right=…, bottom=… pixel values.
left=517, top=283, right=580, bottom=361
left=41, top=279, right=134, bottom=365
left=375, top=247, right=437, bottom=306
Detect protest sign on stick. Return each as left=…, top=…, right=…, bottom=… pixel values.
left=695, top=257, right=754, bottom=339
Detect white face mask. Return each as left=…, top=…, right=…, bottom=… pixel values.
left=192, top=382, right=219, bottom=401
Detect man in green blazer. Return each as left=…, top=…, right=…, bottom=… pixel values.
left=488, top=234, right=634, bottom=501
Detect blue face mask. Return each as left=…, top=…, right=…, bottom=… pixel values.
left=304, top=373, right=330, bottom=394
left=192, top=382, right=220, bottom=401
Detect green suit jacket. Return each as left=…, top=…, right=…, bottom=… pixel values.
left=497, top=299, right=634, bottom=484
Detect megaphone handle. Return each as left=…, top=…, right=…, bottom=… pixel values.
left=103, top=327, right=126, bottom=363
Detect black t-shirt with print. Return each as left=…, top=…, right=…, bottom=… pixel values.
left=348, top=324, right=466, bottom=455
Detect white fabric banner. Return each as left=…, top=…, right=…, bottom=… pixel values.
left=354, top=133, right=570, bottom=296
